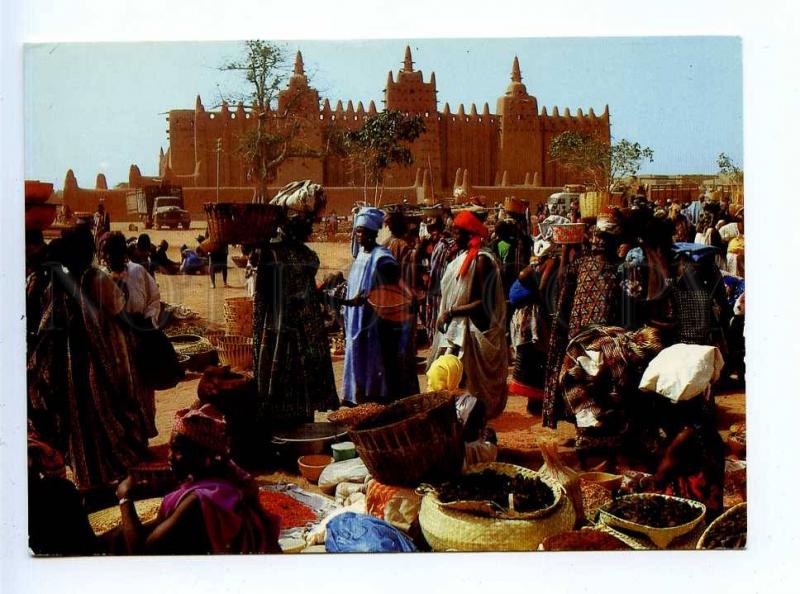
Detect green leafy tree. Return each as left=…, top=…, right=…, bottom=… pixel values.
left=219, top=40, right=317, bottom=203
left=549, top=131, right=654, bottom=192
left=334, top=110, right=426, bottom=205
left=717, top=152, right=744, bottom=185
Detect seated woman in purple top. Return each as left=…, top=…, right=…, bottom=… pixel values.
left=115, top=405, right=281, bottom=555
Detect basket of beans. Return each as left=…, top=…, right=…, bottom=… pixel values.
left=417, top=462, right=577, bottom=552
left=696, top=502, right=746, bottom=549
left=599, top=493, right=706, bottom=548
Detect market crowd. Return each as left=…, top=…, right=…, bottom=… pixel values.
left=24, top=185, right=744, bottom=555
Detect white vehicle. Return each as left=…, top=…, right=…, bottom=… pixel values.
left=546, top=191, right=580, bottom=217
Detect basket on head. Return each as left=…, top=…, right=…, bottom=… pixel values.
left=223, top=296, right=253, bottom=337
left=551, top=223, right=586, bottom=245
left=216, top=335, right=254, bottom=371
left=204, top=202, right=283, bottom=245
left=503, top=196, right=528, bottom=216
left=347, top=391, right=464, bottom=487
left=579, top=191, right=610, bottom=218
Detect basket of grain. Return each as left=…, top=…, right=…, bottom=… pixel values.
left=347, top=391, right=464, bottom=487
left=417, top=463, right=576, bottom=551
left=216, top=335, right=254, bottom=371
left=89, top=498, right=162, bottom=536
left=204, top=202, right=283, bottom=245
left=223, top=296, right=253, bottom=337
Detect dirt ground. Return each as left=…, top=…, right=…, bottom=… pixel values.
left=127, top=222, right=745, bottom=479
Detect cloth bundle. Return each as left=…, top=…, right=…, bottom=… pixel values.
left=269, top=180, right=326, bottom=218
left=639, top=343, right=725, bottom=403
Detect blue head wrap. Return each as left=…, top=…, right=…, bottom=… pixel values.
left=354, top=207, right=385, bottom=232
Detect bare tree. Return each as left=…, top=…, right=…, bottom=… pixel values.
left=219, top=40, right=318, bottom=203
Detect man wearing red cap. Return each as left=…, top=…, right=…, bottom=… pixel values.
left=426, top=210, right=508, bottom=418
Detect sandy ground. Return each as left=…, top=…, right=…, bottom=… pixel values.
left=125, top=222, right=745, bottom=479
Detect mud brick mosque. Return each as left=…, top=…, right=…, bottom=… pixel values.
left=63, top=46, right=610, bottom=219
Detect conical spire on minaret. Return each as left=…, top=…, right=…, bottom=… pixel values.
left=403, top=45, right=414, bottom=71
left=482, top=103, right=491, bottom=117
left=443, top=103, right=451, bottom=116
left=368, top=100, right=377, bottom=114
left=322, top=98, right=331, bottom=112
left=356, top=101, right=365, bottom=114
left=470, top=103, right=478, bottom=117
left=195, top=95, right=204, bottom=112
left=96, top=173, right=107, bottom=190
left=65, top=169, right=78, bottom=190
left=387, top=71, right=394, bottom=86
left=294, top=50, right=305, bottom=76
left=511, top=56, right=522, bottom=83
left=505, top=56, right=528, bottom=96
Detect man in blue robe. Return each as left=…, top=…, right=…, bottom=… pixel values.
left=343, top=208, right=419, bottom=404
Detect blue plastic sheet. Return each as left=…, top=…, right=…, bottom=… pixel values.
left=324, top=512, right=417, bottom=553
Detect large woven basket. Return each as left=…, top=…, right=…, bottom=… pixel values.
left=598, top=493, right=706, bottom=549
left=224, top=296, right=253, bottom=337
left=348, top=391, right=464, bottom=486
left=216, top=334, right=254, bottom=371
left=418, top=464, right=576, bottom=551
left=696, top=502, right=746, bottom=549
left=204, top=202, right=283, bottom=245
left=579, top=191, right=610, bottom=218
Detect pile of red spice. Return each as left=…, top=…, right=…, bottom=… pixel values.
left=258, top=490, right=317, bottom=529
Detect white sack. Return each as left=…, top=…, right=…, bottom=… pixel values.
left=638, top=343, right=724, bottom=403
left=317, top=457, right=369, bottom=494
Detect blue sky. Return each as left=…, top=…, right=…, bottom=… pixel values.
left=24, top=37, right=741, bottom=189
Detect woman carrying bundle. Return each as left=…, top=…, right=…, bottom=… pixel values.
left=253, top=190, right=340, bottom=432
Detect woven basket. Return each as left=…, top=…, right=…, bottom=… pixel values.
left=216, top=335, right=254, bottom=371
left=88, top=498, right=162, bottom=536
left=598, top=493, right=706, bottom=549
left=204, top=329, right=226, bottom=349
left=204, top=202, right=283, bottom=245
left=579, top=191, right=610, bottom=218
left=347, top=391, right=464, bottom=486
left=224, top=296, right=253, bottom=337
left=696, top=502, right=746, bottom=549
left=418, top=465, right=576, bottom=551
left=231, top=254, right=249, bottom=268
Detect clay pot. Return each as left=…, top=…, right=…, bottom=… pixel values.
left=25, top=203, right=57, bottom=230
left=25, top=181, right=53, bottom=203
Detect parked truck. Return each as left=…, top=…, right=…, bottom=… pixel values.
left=126, top=184, right=189, bottom=229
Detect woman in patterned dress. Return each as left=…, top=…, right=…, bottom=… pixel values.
left=542, top=220, right=623, bottom=429
left=253, top=215, right=340, bottom=431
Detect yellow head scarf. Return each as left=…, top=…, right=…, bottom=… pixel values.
left=426, top=354, right=464, bottom=392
